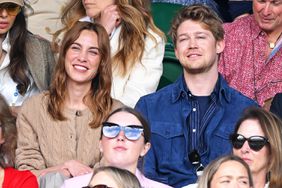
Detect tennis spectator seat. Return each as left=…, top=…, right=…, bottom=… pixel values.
left=151, top=2, right=183, bottom=89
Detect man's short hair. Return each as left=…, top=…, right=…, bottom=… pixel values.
left=169, top=5, right=224, bottom=47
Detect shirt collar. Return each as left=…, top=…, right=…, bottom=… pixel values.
left=79, top=16, right=93, bottom=23
left=249, top=15, right=267, bottom=40
left=171, top=73, right=231, bottom=105
left=2, top=33, right=10, bottom=53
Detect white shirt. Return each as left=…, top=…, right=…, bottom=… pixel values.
left=79, top=16, right=165, bottom=107
left=0, top=34, right=39, bottom=106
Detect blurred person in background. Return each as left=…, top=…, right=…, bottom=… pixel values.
left=54, top=0, right=165, bottom=107
left=219, top=0, right=282, bottom=108
left=0, top=94, right=38, bottom=187
left=0, top=0, right=55, bottom=116
left=26, top=0, right=69, bottom=41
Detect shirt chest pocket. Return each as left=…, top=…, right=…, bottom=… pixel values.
left=151, top=121, right=186, bottom=163
left=206, top=125, right=233, bottom=161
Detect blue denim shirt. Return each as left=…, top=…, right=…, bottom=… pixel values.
left=135, top=74, right=257, bottom=188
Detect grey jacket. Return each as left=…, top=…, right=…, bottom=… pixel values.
left=26, top=33, right=55, bottom=91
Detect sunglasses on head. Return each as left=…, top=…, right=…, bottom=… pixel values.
left=102, top=122, right=143, bottom=141
left=0, top=3, right=21, bottom=16
left=230, top=133, right=269, bottom=151
left=82, top=185, right=113, bottom=188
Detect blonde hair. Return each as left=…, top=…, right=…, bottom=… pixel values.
left=88, top=166, right=141, bottom=188
left=198, top=155, right=253, bottom=188
left=54, top=0, right=164, bottom=76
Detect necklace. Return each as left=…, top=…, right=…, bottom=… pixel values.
left=269, top=32, right=282, bottom=49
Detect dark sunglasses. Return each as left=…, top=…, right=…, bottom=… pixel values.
left=230, top=133, right=269, bottom=151
left=0, top=3, right=21, bottom=16
left=102, top=122, right=143, bottom=141
left=82, top=185, right=113, bottom=188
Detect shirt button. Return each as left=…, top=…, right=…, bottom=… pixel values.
left=189, top=94, right=192, bottom=97
left=192, top=108, right=196, bottom=112
left=192, top=129, right=196, bottom=133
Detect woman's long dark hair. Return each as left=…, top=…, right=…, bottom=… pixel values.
left=8, top=10, right=29, bottom=95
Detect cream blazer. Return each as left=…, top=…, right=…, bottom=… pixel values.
left=110, top=26, right=165, bottom=107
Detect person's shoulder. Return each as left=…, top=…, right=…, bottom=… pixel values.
left=21, top=92, right=49, bottom=109
left=27, top=33, right=52, bottom=47
left=142, top=177, right=172, bottom=188
left=62, top=173, right=92, bottom=188
left=5, top=167, right=34, bottom=177
left=139, top=82, right=176, bottom=102
left=136, top=169, right=172, bottom=188
left=112, top=99, right=124, bottom=110
left=223, top=15, right=254, bottom=34
left=219, top=75, right=257, bottom=106
left=4, top=168, right=38, bottom=187
left=147, top=28, right=164, bottom=42
left=271, top=93, right=282, bottom=108
left=228, top=86, right=257, bottom=106
left=273, top=93, right=282, bottom=101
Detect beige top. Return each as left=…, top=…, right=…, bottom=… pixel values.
left=15, top=92, right=123, bottom=176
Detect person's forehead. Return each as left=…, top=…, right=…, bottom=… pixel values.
left=107, top=111, right=141, bottom=126
left=178, top=19, right=206, bottom=28
left=237, top=119, right=265, bottom=137
left=177, top=20, right=212, bottom=36
left=254, top=0, right=282, bottom=4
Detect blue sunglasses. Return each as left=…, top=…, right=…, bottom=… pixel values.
left=102, top=122, right=143, bottom=141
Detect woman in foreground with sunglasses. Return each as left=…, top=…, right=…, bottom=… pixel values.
left=0, top=0, right=55, bottom=116
left=230, top=107, right=282, bottom=188
left=84, top=166, right=141, bottom=188
left=61, top=107, right=171, bottom=188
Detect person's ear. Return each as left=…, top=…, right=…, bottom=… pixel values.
left=216, top=39, right=225, bottom=54
left=140, top=142, right=151, bottom=157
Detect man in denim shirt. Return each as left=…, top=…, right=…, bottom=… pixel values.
left=135, top=5, right=257, bottom=188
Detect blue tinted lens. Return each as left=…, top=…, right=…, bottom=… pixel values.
left=124, top=126, right=143, bottom=140
left=102, top=125, right=120, bottom=138
left=102, top=122, right=143, bottom=140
